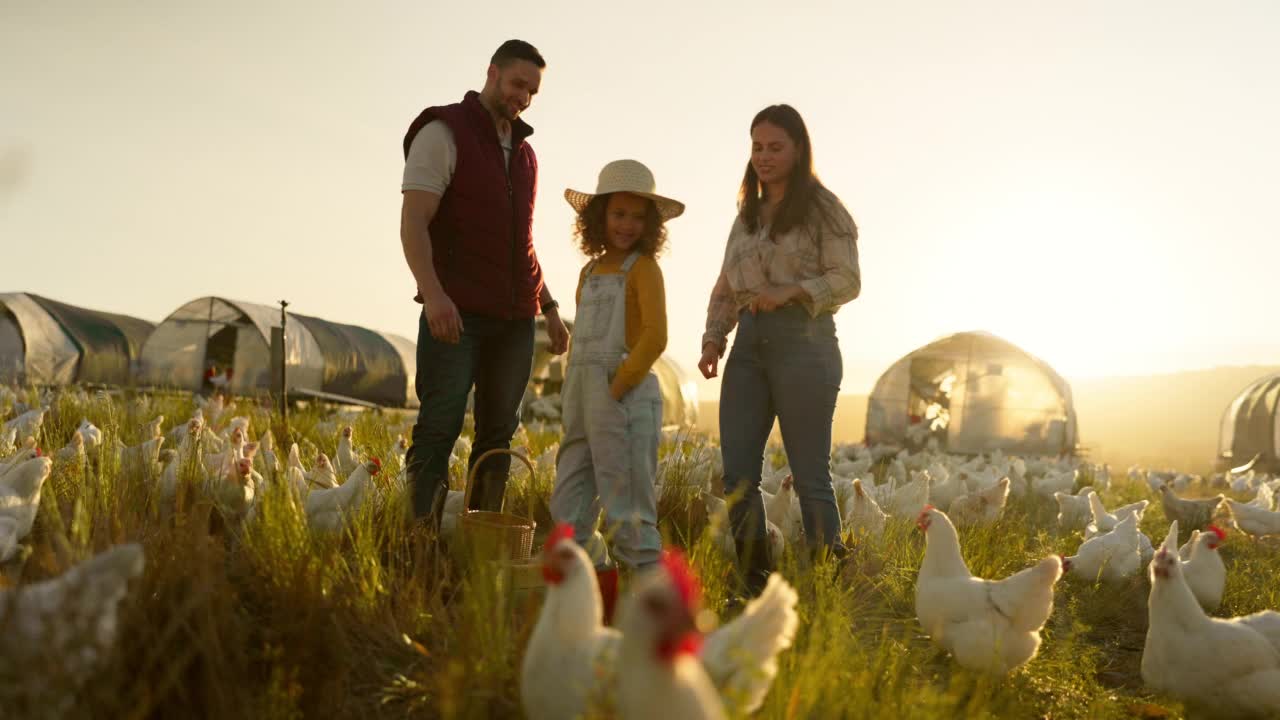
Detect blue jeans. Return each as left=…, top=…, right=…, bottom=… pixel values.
left=405, top=310, right=534, bottom=522
left=720, top=305, right=845, bottom=593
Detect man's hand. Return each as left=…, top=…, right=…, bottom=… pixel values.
left=422, top=287, right=463, bottom=344
left=698, top=343, right=720, bottom=380
left=748, top=284, right=800, bottom=314
left=545, top=309, right=570, bottom=355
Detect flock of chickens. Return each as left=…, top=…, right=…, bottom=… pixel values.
left=515, top=439, right=1280, bottom=719
left=5, top=384, right=1280, bottom=717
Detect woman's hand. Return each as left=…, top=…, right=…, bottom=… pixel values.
left=748, top=284, right=801, bottom=314
left=698, top=343, right=721, bottom=379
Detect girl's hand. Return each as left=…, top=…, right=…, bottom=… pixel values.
left=698, top=344, right=720, bottom=379
left=748, top=284, right=800, bottom=314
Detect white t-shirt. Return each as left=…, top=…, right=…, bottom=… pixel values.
left=401, top=120, right=513, bottom=195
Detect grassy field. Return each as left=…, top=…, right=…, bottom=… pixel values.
left=2, top=388, right=1277, bottom=719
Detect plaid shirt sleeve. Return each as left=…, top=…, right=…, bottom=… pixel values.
left=702, top=270, right=738, bottom=356
left=798, top=195, right=860, bottom=316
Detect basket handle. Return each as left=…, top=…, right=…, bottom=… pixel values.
left=462, top=447, right=536, bottom=517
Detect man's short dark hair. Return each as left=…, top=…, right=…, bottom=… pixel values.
left=491, top=39, right=546, bottom=69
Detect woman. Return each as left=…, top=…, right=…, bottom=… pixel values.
left=698, top=104, right=861, bottom=597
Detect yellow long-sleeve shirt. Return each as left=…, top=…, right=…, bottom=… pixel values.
left=572, top=253, right=668, bottom=398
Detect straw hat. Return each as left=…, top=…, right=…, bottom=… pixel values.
left=564, top=159, right=685, bottom=220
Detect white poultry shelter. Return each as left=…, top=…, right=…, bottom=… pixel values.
left=866, top=331, right=1078, bottom=456
left=1217, top=371, right=1280, bottom=473
left=0, top=292, right=155, bottom=386
left=138, top=297, right=417, bottom=408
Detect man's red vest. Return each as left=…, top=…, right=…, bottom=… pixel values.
left=403, top=91, right=543, bottom=320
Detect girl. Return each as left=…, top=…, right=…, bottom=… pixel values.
left=698, top=105, right=861, bottom=598
left=551, top=159, right=684, bottom=623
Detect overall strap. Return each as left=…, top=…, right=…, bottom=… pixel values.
left=620, top=251, right=643, bottom=273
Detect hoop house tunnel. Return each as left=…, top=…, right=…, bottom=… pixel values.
left=866, top=331, right=1078, bottom=456
left=139, top=297, right=417, bottom=408
left=0, top=292, right=155, bottom=385
left=1218, top=372, right=1280, bottom=473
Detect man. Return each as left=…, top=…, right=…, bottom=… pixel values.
left=400, top=39, right=570, bottom=526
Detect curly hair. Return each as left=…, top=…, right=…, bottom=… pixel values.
left=573, top=193, right=668, bottom=259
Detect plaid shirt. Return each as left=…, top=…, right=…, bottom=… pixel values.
left=702, top=187, right=860, bottom=354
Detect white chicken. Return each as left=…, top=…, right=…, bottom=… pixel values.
left=75, top=417, right=102, bottom=455
left=1064, top=513, right=1142, bottom=584
left=765, top=474, right=802, bottom=542
left=205, top=455, right=256, bottom=519
left=1225, top=497, right=1280, bottom=537
left=1054, top=487, right=1095, bottom=531
left=141, top=414, right=165, bottom=440
left=1086, top=493, right=1149, bottom=534
left=1162, top=521, right=1226, bottom=612
left=308, top=452, right=339, bottom=490
left=202, top=426, right=247, bottom=477
left=336, top=425, right=360, bottom=477
left=305, top=458, right=381, bottom=533
left=1141, top=543, right=1280, bottom=719
left=0, top=543, right=145, bottom=714
left=948, top=477, right=1010, bottom=527
left=392, top=434, right=410, bottom=466
left=702, top=492, right=785, bottom=563
left=1158, top=484, right=1224, bottom=534
left=521, top=525, right=621, bottom=720
left=526, top=531, right=798, bottom=720
left=842, top=478, right=888, bottom=537
left=255, top=429, right=279, bottom=480
left=1247, top=482, right=1274, bottom=511
left=2, top=407, right=45, bottom=444
left=117, top=435, right=165, bottom=482
left=616, top=550, right=798, bottom=720
left=0, top=442, right=39, bottom=481
left=1031, top=469, right=1077, bottom=499
left=438, top=488, right=467, bottom=540
left=914, top=506, right=1063, bottom=675
left=55, top=430, right=86, bottom=463
left=888, top=471, right=930, bottom=520
left=0, top=456, right=52, bottom=563
left=927, top=465, right=967, bottom=512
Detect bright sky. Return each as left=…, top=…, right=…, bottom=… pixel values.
left=3, top=1, right=1278, bottom=400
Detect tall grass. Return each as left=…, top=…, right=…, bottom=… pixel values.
left=2, top=389, right=1277, bottom=718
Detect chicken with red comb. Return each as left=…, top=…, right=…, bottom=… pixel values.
left=1142, top=542, right=1280, bottom=718
left=916, top=505, right=1063, bottom=675
left=522, top=538, right=799, bottom=720
left=617, top=551, right=799, bottom=719
left=522, top=526, right=619, bottom=720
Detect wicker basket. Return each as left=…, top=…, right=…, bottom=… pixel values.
left=456, top=448, right=537, bottom=563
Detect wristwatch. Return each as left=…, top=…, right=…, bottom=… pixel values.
left=541, top=299, right=560, bottom=316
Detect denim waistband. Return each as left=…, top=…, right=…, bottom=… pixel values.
left=736, top=304, right=836, bottom=343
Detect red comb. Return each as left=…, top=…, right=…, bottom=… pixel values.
left=659, top=549, right=701, bottom=610
left=1207, top=525, right=1226, bottom=542
left=544, top=523, right=574, bottom=553
left=369, top=457, right=381, bottom=473
left=34, top=447, right=42, bottom=457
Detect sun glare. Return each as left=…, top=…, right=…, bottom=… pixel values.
left=951, top=186, right=1188, bottom=379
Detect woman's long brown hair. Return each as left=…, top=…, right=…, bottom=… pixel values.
left=738, top=104, right=829, bottom=239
